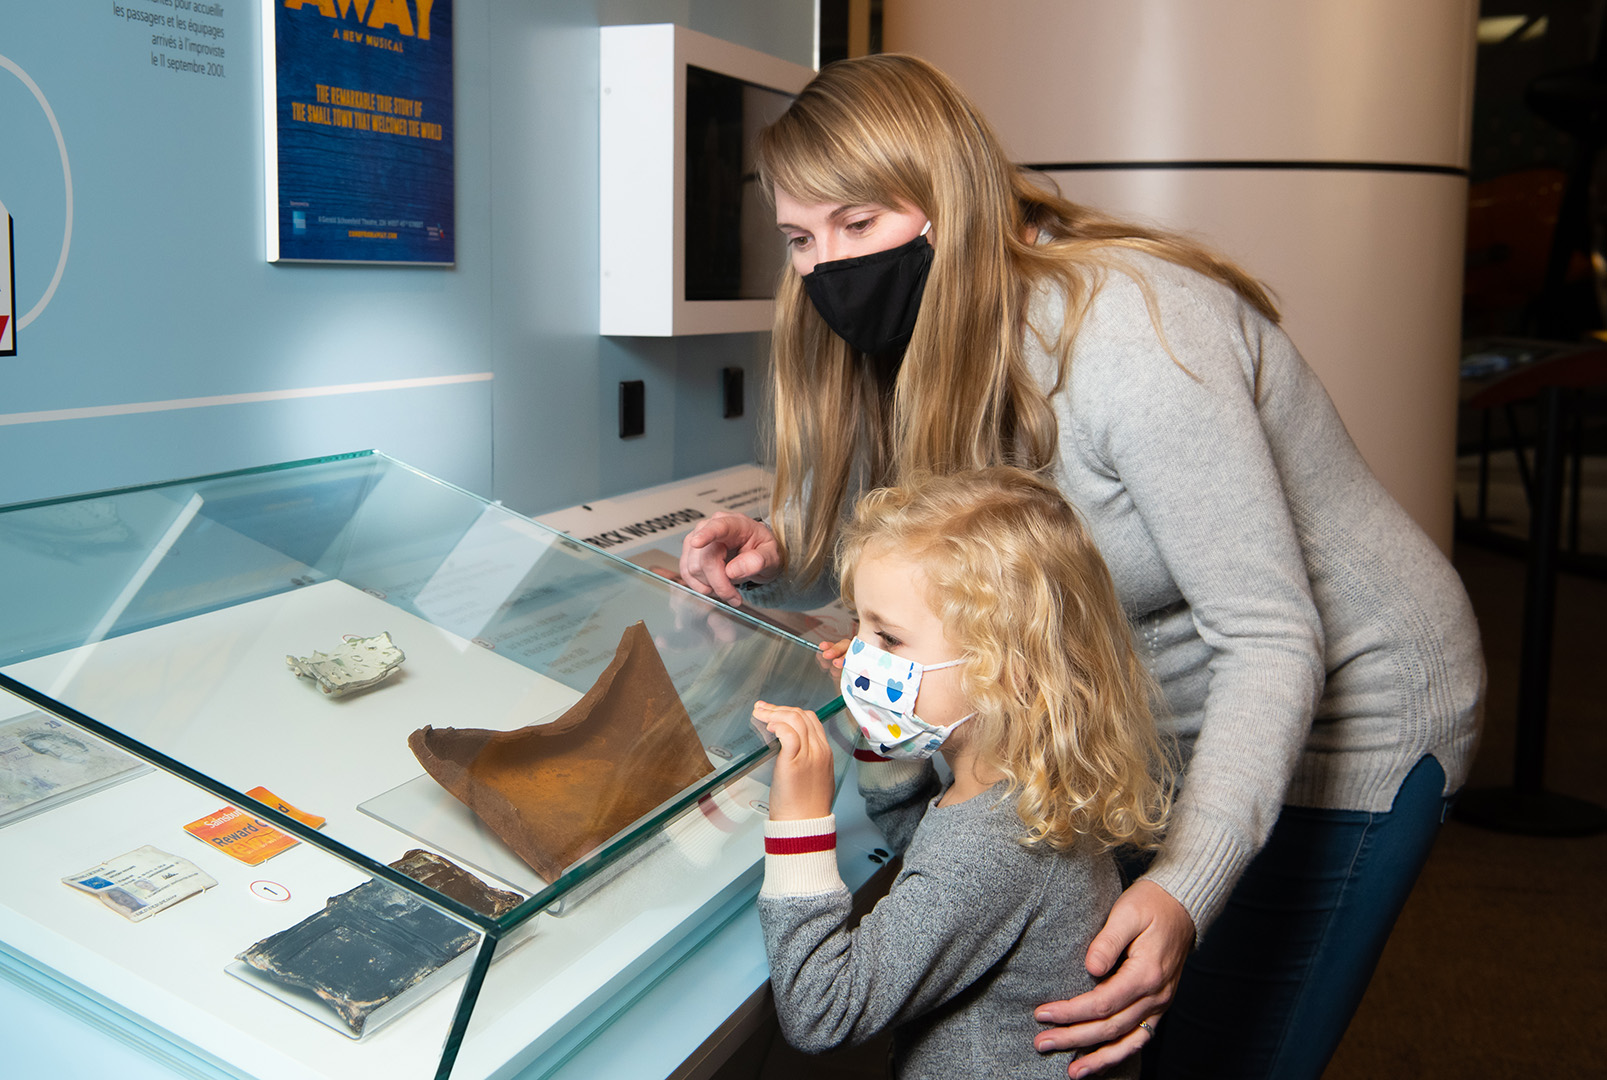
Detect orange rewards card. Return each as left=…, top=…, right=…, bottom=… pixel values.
left=183, top=806, right=297, bottom=866
left=244, top=786, right=326, bottom=829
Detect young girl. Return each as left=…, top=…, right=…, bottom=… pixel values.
left=754, top=467, right=1170, bottom=1079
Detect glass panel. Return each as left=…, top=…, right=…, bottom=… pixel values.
left=0, top=685, right=487, bottom=1080
left=0, top=452, right=844, bottom=1078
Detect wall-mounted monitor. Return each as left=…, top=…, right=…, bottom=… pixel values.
left=600, top=25, right=815, bottom=336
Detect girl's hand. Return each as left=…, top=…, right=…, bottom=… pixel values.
left=679, top=512, right=782, bottom=606
left=816, top=636, right=854, bottom=672
left=754, top=700, right=835, bottom=821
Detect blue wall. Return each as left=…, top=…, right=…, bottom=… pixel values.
left=0, top=0, right=813, bottom=513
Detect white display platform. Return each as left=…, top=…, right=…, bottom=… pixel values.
left=0, top=581, right=778, bottom=1080
left=0, top=782, right=889, bottom=1080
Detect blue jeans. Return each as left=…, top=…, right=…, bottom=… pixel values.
left=1141, top=755, right=1453, bottom=1080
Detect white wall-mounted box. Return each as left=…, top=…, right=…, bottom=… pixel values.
left=600, top=25, right=815, bottom=336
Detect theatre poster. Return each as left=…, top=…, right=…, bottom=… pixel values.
left=263, top=0, right=454, bottom=265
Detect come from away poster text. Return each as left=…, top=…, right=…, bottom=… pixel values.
left=270, top=0, right=453, bottom=264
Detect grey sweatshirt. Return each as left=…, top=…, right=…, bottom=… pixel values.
left=758, top=759, right=1133, bottom=1080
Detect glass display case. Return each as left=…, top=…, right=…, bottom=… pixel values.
left=0, top=451, right=845, bottom=1080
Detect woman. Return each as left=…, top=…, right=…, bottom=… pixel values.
left=680, top=54, right=1483, bottom=1079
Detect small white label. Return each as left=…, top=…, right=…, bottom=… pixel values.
left=250, top=880, right=292, bottom=903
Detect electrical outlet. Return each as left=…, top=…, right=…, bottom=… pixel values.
left=619, top=380, right=645, bottom=438
left=722, top=367, right=744, bottom=418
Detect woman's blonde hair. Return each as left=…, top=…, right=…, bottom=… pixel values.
left=838, top=467, right=1171, bottom=852
left=758, top=53, right=1278, bottom=586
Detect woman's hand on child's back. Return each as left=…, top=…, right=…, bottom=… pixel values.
left=1031, top=880, right=1194, bottom=1077
left=754, top=700, right=836, bottom=821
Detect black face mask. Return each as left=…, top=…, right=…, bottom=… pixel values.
left=802, top=231, right=933, bottom=358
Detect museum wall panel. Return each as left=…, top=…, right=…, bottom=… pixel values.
left=0, top=1, right=810, bottom=515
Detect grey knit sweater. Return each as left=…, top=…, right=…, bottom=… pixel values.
left=758, top=759, right=1133, bottom=1080
left=745, top=250, right=1483, bottom=937
left=1027, top=252, right=1484, bottom=932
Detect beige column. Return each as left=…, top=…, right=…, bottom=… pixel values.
left=883, top=0, right=1478, bottom=550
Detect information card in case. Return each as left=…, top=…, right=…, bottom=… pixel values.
left=62, top=845, right=217, bottom=922
left=0, top=712, right=151, bottom=829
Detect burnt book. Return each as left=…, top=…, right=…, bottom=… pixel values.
left=229, top=851, right=516, bottom=1039
left=391, top=847, right=524, bottom=918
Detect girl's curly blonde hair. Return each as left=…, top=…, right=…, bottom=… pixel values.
left=838, top=467, right=1172, bottom=852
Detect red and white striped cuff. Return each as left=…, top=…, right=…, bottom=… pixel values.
left=760, top=815, right=843, bottom=897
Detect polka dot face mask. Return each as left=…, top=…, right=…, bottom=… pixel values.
left=838, top=636, right=972, bottom=760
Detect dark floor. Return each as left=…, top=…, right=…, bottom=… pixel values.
left=708, top=468, right=1607, bottom=1079
left=1323, top=541, right=1605, bottom=1079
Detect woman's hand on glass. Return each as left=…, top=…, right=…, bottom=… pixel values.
left=1032, top=879, right=1194, bottom=1077
left=678, top=512, right=782, bottom=605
